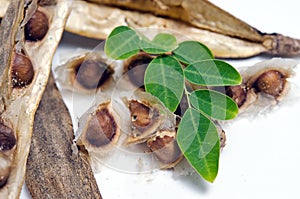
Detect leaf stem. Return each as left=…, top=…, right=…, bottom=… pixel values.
left=184, top=84, right=192, bottom=109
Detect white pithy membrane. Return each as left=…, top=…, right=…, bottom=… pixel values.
left=54, top=47, right=300, bottom=176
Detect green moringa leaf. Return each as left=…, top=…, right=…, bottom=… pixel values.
left=184, top=59, right=242, bottom=86
left=104, top=26, right=140, bottom=60
left=173, top=41, right=213, bottom=64
left=144, top=55, right=184, bottom=112
left=189, top=89, right=239, bottom=120
left=140, top=33, right=178, bottom=54
left=177, top=108, right=220, bottom=182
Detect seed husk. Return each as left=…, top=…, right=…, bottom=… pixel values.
left=147, top=130, right=183, bottom=169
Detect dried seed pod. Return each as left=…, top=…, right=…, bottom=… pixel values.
left=25, top=10, right=49, bottom=41
left=76, top=101, right=120, bottom=153
left=55, top=52, right=114, bottom=93
left=124, top=53, right=153, bottom=88
left=0, top=0, right=70, bottom=197
left=124, top=92, right=176, bottom=145
left=11, top=52, right=34, bottom=88
left=147, top=130, right=183, bottom=169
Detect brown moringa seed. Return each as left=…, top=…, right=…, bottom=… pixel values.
left=11, top=52, right=34, bottom=88
left=129, top=100, right=160, bottom=132
left=126, top=54, right=152, bottom=87
left=75, top=59, right=113, bottom=90
left=0, top=123, right=16, bottom=151
left=85, top=107, right=117, bottom=147
left=147, top=131, right=182, bottom=168
left=253, top=70, right=285, bottom=97
left=25, top=10, right=49, bottom=41
left=226, top=85, right=247, bottom=107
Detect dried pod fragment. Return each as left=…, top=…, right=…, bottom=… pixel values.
left=227, top=58, right=299, bottom=115
left=77, top=101, right=120, bottom=152
left=25, top=10, right=49, bottom=41
left=11, top=52, right=34, bottom=88
left=147, top=130, right=183, bottom=169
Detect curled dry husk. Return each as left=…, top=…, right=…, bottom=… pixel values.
left=0, top=0, right=70, bottom=198
left=76, top=101, right=121, bottom=154
left=226, top=58, right=300, bottom=116
left=54, top=51, right=115, bottom=94
left=124, top=91, right=176, bottom=145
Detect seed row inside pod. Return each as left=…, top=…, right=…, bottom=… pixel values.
left=0, top=0, right=70, bottom=198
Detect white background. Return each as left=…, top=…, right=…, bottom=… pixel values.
left=21, top=0, right=300, bottom=198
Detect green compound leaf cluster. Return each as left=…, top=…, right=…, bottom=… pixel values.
left=105, top=26, right=242, bottom=183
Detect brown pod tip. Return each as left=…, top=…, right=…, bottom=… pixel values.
left=253, top=70, right=285, bottom=97
left=75, top=59, right=113, bottom=90
left=25, top=10, right=49, bottom=41
left=84, top=104, right=118, bottom=148
left=11, top=53, right=34, bottom=88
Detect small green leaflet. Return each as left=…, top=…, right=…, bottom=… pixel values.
left=184, top=59, right=242, bottom=86
left=104, top=26, right=140, bottom=60
left=144, top=56, right=184, bottom=112
left=189, top=89, right=239, bottom=120
left=177, top=108, right=220, bottom=183
left=173, top=41, right=214, bottom=64
left=140, top=33, right=178, bottom=54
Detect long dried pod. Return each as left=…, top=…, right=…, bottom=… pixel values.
left=1, top=0, right=299, bottom=58
left=0, top=0, right=69, bottom=198
left=87, top=0, right=300, bottom=57
left=25, top=74, right=102, bottom=199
